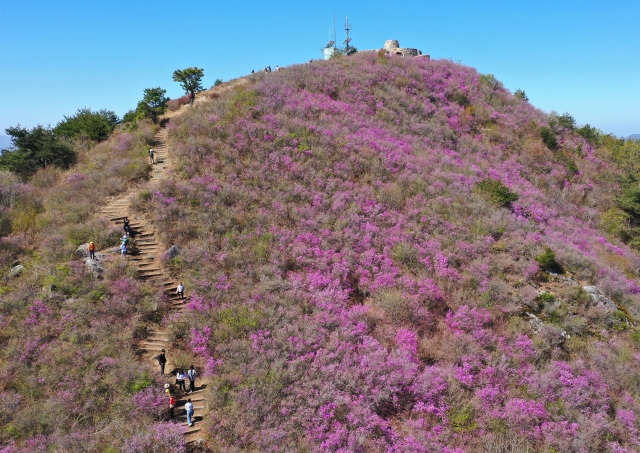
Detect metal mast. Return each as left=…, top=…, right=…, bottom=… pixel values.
left=343, top=16, right=352, bottom=53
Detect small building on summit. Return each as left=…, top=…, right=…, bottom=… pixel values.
left=382, top=40, right=428, bottom=58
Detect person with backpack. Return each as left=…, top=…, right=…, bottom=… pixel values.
left=185, top=398, right=194, bottom=427
left=88, top=241, right=96, bottom=260
left=120, top=243, right=127, bottom=257
left=158, top=349, right=167, bottom=376
left=149, top=148, right=155, bottom=164
left=187, top=365, right=197, bottom=392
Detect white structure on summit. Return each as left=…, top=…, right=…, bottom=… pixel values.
left=382, top=40, right=427, bottom=58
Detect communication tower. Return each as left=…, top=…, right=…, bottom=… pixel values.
left=343, top=17, right=352, bottom=54
left=323, top=14, right=338, bottom=60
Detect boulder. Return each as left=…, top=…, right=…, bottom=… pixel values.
left=163, top=245, right=180, bottom=260
left=526, top=312, right=543, bottom=333
left=8, top=264, right=24, bottom=278
left=75, top=243, right=90, bottom=258
left=84, top=257, right=105, bottom=276
left=583, top=286, right=616, bottom=310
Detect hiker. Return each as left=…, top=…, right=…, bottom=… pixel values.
left=158, top=349, right=167, bottom=375
left=176, top=369, right=187, bottom=393
left=276, top=65, right=281, bottom=71
left=121, top=235, right=129, bottom=246
left=169, top=394, right=176, bottom=419
left=120, top=243, right=127, bottom=257
left=187, top=365, right=197, bottom=392
left=177, top=282, right=185, bottom=300
left=185, top=398, right=194, bottom=427
left=123, top=217, right=136, bottom=237
left=88, top=241, right=96, bottom=260
left=149, top=148, right=155, bottom=164
left=164, top=383, right=172, bottom=396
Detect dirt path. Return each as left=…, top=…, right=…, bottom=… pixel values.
left=97, top=124, right=206, bottom=444
left=95, top=76, right=253, bottom=447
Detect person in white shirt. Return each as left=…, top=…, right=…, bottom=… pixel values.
left=177, top=282, right=185, bottom=299
left=187, top=365, right=197, bottom=392
left=176, top=369, right=187, bottom=393
left=185, top=398, right=194, bottom=427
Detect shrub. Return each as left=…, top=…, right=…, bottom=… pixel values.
left=475, top=178, right=519, bottom=208
left=166, top=96, right=190, bottom=112
left=534, top=247, right=563, bottom=273
left=540, top=126, right=558, bottom=150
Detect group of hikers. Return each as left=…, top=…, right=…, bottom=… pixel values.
left=87, top=217, right=133, bottom=259
left=159, top=349, right=198, bottom=426
left=258, top=65, right=281, bottom=73
left=89, top=215, right=196, bottom=425
left=119, top=217, right=136, bottom=256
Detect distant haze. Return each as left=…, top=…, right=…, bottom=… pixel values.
left=0, top=135, right=12, bottom=150
left=629, top=134, right=640, bottom=141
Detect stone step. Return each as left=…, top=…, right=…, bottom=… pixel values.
left=140, top=341, right=166, bottom=347
left=147, top=333, right=169, bottom=340
left=138, top=267, right=161, bottom=273
left=183, top=425, right=202, bottom=436
left=139, top=344, right=164, bottom=351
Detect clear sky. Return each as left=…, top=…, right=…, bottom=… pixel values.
left=1, top=0, right=639, bottom=137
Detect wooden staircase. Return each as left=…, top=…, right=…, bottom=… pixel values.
left=98, top=123, right=207, bottom=446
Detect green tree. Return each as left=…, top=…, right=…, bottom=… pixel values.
left=576, top=124, right=600, bottom=145
left=121, top=109, right=138, bottom=124
left=557, top=112, right=576, bottom=130
left=172, top=67, right=204, bottom=103
left=137, top=87, right=169, bottom=123
left=514, top=89, right=528, bottom=101
left=540, top=126, right=558, bottom=151
left=54, top=108, right=119, bottom=141
left=0, top=125, right=76, bottom=179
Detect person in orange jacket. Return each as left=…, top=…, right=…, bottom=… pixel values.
left=88, top=241, right=96, bottom=260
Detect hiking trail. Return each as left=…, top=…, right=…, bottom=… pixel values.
left=96, top=78, right=250, bottom=447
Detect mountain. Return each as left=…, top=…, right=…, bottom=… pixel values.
left=1, top=53, right=640, bottom=451
left=629, top=134, right=640, bottom=141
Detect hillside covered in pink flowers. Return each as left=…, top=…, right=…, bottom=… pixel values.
left=145, top=53, right=640, bottom=451
left=3, top=51, right=640, bottom=452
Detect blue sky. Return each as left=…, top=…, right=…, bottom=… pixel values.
left=1, top=0, right=639, bottom=137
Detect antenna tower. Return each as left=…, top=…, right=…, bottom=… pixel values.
left=343, top=16, right=352, bottom=53
left=325, top=13, right=336, bottom=49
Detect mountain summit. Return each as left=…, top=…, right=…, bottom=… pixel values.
left=2, top=52, right=640, bottom=451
